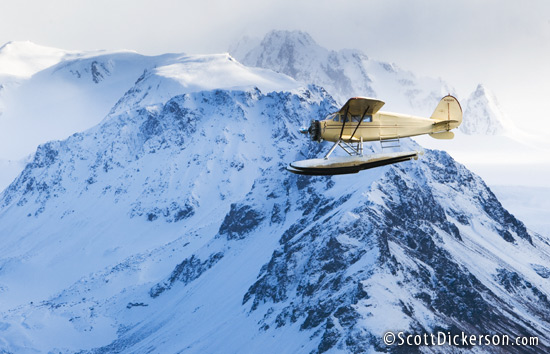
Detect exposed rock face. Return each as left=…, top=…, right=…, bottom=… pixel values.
left=243, top=150, right=545, bottom=353
left=0, top=50, right=547, bottom=354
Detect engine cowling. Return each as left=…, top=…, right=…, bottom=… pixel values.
left=308, top=120, right=321, bottom=142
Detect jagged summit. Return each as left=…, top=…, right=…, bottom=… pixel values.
left=251, top=29, right=321, bottom=66
left=231, top=30, right=374, bottom=105
left=461, top=83, right=508, bottom=135
left=230, top=30, right=453, bottom=115
left=232, top=30, right=320, bottom=65
left=232, top=30, right=522, bottom=139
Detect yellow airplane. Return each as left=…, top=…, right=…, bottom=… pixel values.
left=287, top=95, right=462, bottom=175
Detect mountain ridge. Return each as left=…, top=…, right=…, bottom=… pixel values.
left=230, top=30, right=510, bottom=137
left=0, top=41, right=548, bottom=353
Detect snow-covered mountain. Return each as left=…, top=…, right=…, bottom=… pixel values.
left=231, top=29, right=547, bottom=235
left=230, top=30, right=454, bottom=115
left=230, top=30, right=375, bottom=105
left=0, top=41, right=194, bottom=193
left=0, top=42, right=184, bottom=163
left=0, top=50, right=549, bottom=353
left=461, top=84, right=507, bottom=135
left=230, top=30, right=514, bottom=138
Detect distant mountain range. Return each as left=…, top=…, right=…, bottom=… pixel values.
left=229, top=30, right=508, bottom=136
left=0, top=36, right=549, bottom=353
left=0, top=33, right=515, bottom=192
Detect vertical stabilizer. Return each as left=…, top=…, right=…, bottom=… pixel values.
left=431, top=95, right=462, bottom=130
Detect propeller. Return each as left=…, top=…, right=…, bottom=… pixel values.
left=299, top=118, right=309, bottom=135
left=297, top=120, right=321, bottom=141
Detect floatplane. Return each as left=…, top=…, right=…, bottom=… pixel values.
left=287, top=95, right=462, bottom=175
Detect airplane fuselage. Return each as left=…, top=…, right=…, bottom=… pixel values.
left=315, top=111, right=454, bottom=143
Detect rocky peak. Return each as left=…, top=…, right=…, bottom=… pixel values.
left=229, top=30, right=453, bottom=114
left=461, top=84, right=507, bottom=135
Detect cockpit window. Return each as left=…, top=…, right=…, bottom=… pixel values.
left=327, top=113, right=372, bottom=123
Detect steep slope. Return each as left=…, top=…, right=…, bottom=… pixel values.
left=0, top=54, right=549, bottom=353
left=241, top=150, right=550, bottom=353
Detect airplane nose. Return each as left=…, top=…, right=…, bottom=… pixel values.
left=298, top=120, right=321, bottom=141
left=309, top=120, right=321, bottom=142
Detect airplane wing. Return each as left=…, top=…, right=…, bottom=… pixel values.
left=338, top=97, right=385, bottom=116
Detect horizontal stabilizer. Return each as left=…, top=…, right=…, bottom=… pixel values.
left=433, top=120, right=459, bottom=127
left=429, top=131, right=454, bottom=139
left=432, top=119, right=459, bottom=133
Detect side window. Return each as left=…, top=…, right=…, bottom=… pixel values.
left=327, top=113, right=371, bottom=123
left=351, top=114, right=373, bottom=123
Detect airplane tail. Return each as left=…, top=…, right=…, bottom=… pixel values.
left=430, top=95, right=462, bottom=137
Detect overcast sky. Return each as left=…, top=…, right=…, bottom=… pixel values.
left=1, top=0, right=549, bottom=134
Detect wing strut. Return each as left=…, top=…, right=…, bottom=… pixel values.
left=349, top=106, right=370, bottom=142
left=325, top=103, right=351, bottom=160
left=338, top=104, right=349, bottom=141
left=326, top=105, right=371, bottom=160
